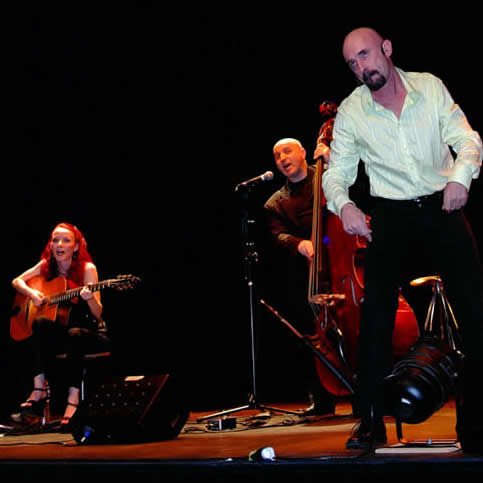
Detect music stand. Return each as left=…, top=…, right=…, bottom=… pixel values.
left=197, top=183, right=300, bottom=423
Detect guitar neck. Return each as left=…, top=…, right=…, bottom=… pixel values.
left=48, top=280, right=112, bottom=305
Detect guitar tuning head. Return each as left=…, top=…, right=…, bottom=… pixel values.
left=113, top=274, right=141, bottom=290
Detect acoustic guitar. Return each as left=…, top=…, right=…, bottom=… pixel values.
left=10, top=274, right=140, bottom=341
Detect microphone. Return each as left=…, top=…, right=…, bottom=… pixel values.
left=235, top=171, right=274, bottom=191
left=79, top=425, right=95, bottom=444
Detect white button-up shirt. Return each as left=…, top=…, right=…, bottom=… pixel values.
left=322, top=68, right=483, bottom=216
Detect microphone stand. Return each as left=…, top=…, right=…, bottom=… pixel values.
left=197, top=184, right=300, bottom=423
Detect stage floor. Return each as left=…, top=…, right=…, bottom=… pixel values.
left=1, top=400, right=482, bottom=481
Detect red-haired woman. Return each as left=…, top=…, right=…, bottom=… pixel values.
left=11, top=223, right=109, bottom=428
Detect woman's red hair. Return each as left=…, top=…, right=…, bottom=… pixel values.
left=40, top=223, right=93, bottom=285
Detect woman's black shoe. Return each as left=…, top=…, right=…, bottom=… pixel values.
left=346, top=419, right=387, bottom=449
left=10, top=388, right=49, bottom=423
left=59, top=402, right=78, bottom=433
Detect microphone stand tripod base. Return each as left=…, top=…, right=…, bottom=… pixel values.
left=199, top=189, right=301, bottom=425
left=196, top=395, right=301, bottom=423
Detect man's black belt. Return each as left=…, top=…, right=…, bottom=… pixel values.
left=372, top=190, right=443, bottom=208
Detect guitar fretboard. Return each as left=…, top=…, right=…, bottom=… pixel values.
left=48, top=280, right=114, bottom=305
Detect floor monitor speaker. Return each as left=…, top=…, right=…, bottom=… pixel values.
left=71, top=373, right=190, bottom=444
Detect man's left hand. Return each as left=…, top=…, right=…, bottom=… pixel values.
left=443, top=182, right=468, bottom=212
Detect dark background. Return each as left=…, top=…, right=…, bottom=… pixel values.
left=2, top=5, right=482, bottom=414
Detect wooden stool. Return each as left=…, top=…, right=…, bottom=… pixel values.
left=41, top=351, right=112, bottom=428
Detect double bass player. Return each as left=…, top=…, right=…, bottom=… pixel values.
left=264, top=137, right=337, bottom=417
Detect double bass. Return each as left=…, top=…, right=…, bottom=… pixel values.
left=307, top=119, right=419, bottom=398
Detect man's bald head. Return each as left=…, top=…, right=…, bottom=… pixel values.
left=342, top=27, right=393, bottom=91
left=273, top=138, right=303, bottom=151
left=343, top=27, right=384, bottom=59
left=272, top=138, right=307, bottom=183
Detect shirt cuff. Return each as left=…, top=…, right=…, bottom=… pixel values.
left=448, top=162, right=478, bottom=190
left=328, top=195, right=355, bottom=218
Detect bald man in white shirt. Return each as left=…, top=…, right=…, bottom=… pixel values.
left=323, top=27, right=483, bottom=453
